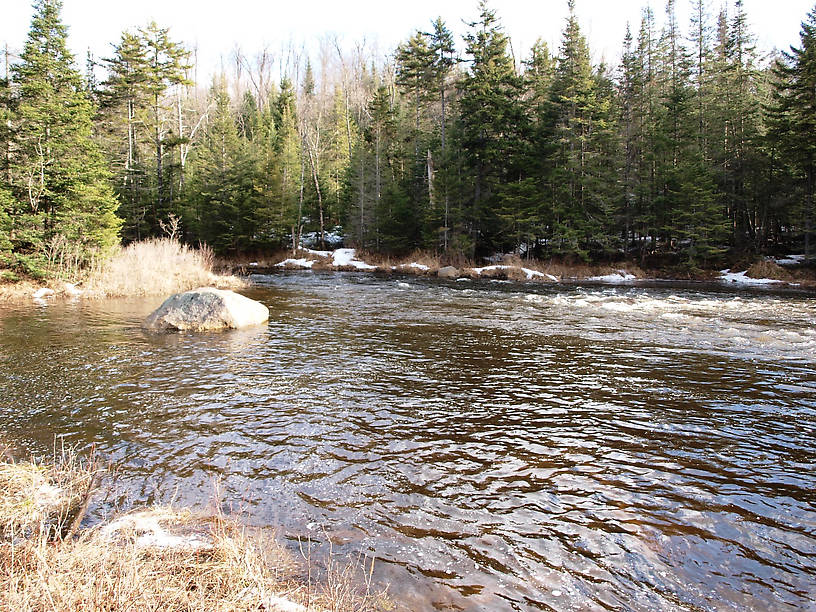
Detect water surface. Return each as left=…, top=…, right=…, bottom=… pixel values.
left=1, top=274, right=815, bottom=610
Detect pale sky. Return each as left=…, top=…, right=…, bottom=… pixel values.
left=2, top=0, right=814, bottom=78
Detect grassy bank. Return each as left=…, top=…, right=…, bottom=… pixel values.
left=0, top=238, right=246, bottom=302
left=0, top=450, right=390, bottom=611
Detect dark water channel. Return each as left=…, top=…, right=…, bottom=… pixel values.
left=1, top=273, right=815, bottom=610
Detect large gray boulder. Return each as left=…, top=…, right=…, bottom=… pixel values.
left=144, top=287, right=269, bottom=332
left=437, top=266, right=460, bottom=279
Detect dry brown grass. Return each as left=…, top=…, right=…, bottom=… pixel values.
left=0, top=451, right=390, bottom=612
left=0, top=447, right=98, bottom=540
left=0, top=280, right=42, bottom=302
left=747, top=260, right=794, bottom=281
left=533, top=259, right=645, bottom=281
left=1, top=239, right=248, bottom=302
left=1, top=509, right=302, bottom=612
left=85, top=238, right=247, bottom=298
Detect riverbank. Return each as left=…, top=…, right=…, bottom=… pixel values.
left=231, top=248, right=816, bottom=289
left=4, top=242, right=813, bottom=304
left=0, top=450, right=389, bottom=611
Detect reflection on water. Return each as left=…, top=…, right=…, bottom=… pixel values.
left=1, top=275, right=815, bottom=611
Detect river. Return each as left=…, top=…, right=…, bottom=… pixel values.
left=1, top=273, right=815, bottom=611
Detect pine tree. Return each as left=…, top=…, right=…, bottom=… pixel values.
left=7, top=0, right=121, bottom=272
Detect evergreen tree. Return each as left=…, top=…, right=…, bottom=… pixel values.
left=101, top=30, right=150, bottom=240
left=139, top=21, right=190, bottom=232
left=6, top=0, right=120, bottom=273
left=426, top=18, right=457, bottom=250
left=548, top=0, right=614, bottom=258
left=458, top=0, right=527, bottom=255
left=273, top=77, right=303, bottom=249
left=770, top=5, right=816, bottom=260
left=186, top=77, right=252, bottom=253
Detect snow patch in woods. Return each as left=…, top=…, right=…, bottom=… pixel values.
left=773, top=254, right=806, bottom=266
left=300, top=230, right=344, bottom=248
left=719, top=269, right=785, bottom=285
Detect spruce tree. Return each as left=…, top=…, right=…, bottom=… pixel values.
left=770, top=5, right=816, bottom=260
left=458, top=0, right=527, bottom=255
left=8, top=0, right=121, bottom=271
left=548, top=0, right=612, bottom=258
left=273, top=78, right=303, bottom=249
left=187, top=77, right=251, bottom=253
left=101, top=30, right=150, bottom=240
left=139, top=21, right=190, bottom=232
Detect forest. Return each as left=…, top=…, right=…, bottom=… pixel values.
left=1, top=0, right=816, bottom=279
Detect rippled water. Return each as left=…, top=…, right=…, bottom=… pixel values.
left=1, top=274, right=815, bottom=610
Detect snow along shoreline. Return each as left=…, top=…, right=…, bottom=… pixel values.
left=266, top=249, right=809, bottom=289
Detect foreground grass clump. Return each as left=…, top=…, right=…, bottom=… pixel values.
left=0, top=447, right=97, bottom=539
left=0, top=451, right=389, bottom=611
left=85, top=238, right=246, bottom=298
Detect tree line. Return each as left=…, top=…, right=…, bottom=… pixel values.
left=2, top=0, right=816, bottom=279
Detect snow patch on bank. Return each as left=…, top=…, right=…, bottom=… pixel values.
left=331, top=248, right=377, bottom=269
left=32, top=288, right=55, bottom=299
left=101, top=511, right=211, bottom=550
left=276, top=258, right=315, bottom=269
left=719, top=269, right=785, bottom=285
left=398, top=262, right=430, bottom=272
left=471, top=264, right=552, bottom=281
left=585, top=271, right=637, bottom=283
left=275, top=248, right=376, bottom=271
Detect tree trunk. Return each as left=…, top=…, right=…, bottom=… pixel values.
left=154, top=93, right=162, bottom=227
left=307, top=143, right=325, bottom=250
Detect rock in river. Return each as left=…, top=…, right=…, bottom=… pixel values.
left=144, top=287, right=269, bottom=332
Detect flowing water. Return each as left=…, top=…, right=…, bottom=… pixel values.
left=1, top=273, right=815, bottom=611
